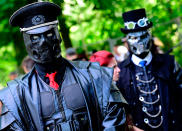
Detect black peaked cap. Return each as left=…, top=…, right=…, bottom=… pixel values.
left=9, top=2, right=61, bottom=28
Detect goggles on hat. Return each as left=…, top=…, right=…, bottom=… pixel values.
left=124, top=17, right=148, bottom=30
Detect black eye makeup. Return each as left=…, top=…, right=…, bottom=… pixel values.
left=140, top=33, right=148, bottom=39
left=128, top=36, right=138, bottom=40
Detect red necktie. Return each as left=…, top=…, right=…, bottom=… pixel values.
left=45, top=72, right=59, bottom=90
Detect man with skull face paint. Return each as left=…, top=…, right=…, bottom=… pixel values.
left=0, top=2, right=127, bottom=131
left=117, top=9, right=182, bottom=131
left=23, top=23, right=62, bottom=63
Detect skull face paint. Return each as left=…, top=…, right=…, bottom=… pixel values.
left=23, top=26, right=61, bottom=63
left=126, top=30, right=151, bottom=57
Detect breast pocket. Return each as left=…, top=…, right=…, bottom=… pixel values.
left=62, top=83, right=86, bottom=111
left=40, top=91, right=55, bottom=118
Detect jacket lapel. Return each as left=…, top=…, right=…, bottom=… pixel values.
left=65, top=61, right=102, bottom=130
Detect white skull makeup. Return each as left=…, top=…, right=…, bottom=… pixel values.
left=126, top=30, right=151, bottom=56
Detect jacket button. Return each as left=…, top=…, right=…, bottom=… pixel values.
left=144, top=118, right=149, bottom=124
left=139, top=96, right=144, bottom=101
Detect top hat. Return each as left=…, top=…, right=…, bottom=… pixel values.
left=9, top=2, right=60, bottom=32
left=120, top=8, right=152, bottom=34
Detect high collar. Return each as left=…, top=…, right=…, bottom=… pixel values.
left=131, top=52, right=152, bottom=67
left=35, top=57, right=65, bottom=73
left=120, top=53, right=166, bottom=69
left=35, top=57, right=69, bottom=86
left=34, top=57, right=67, bottom=82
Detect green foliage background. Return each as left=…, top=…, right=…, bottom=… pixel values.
left=0, top=0, right=182, bottom=87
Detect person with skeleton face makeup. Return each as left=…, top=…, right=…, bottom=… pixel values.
left=0, top=2, right=127, bottom=130
left=117, top=8, right=182, bottom=131
left=23, top=25, right=62, bottom=63
left=127, top=30, right=151, bottom=58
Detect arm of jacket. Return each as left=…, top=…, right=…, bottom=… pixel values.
left=0, top=84, right=24, bottom=131
left=173, top=60, right=182, bottom=89
left=172, top=60, right=182, bottom=128
left=102, top=83, right=127, bottom=131
left=0, top=104, right=23, bottom=131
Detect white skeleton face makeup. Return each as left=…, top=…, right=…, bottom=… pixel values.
left=127, top=30, right=151, bottom=57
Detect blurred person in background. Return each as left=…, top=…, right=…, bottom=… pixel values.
left=122, top=37, right=129, bottom=50
left=8, top=71, right=18, bottom=80
left=113, top=39, right=129, bottom=63
left=117, top=45, right=130, bottom=62
left=113, top=40, right=123, bottom=63
left=117, top=8, right=182, bottom=131
left=151, top=37, right=164, bottom=54
left=65, top=47, right=78, bottom=61
left=0, top=2, right=126, bottom=130
left=76, top=50, right=88, bottom=61
left=21, top=56, right=35, bottom=73
left=90, top=50, right=121, bottom=82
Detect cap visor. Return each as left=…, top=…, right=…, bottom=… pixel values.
left=26, top=25, right=53, bottom=34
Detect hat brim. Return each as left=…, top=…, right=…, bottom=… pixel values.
left=9, top=2, right=60, bottom=27
left=120, top=22, right=153, bottom=34
left=26, top=25, right=53, bottom=34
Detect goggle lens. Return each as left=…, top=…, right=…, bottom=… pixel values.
left=124, top=17, right=148, bottom=29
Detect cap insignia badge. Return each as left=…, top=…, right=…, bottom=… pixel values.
left=32, top=15, right=45, bottom=25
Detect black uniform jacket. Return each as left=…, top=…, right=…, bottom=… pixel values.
left=0, top=60, right=126, bottom=131
left=117, top=54, right=182, bottom=131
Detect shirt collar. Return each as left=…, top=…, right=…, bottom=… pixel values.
left=131, top=51, right=152, bottom=67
